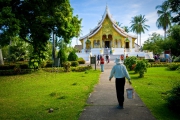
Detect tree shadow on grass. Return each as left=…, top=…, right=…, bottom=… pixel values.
left=152, top=103, right=180, bottom=120
left=129, top=72, right=141, bottom=80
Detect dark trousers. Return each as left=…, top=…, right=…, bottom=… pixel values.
left=115, top=78, right=125, bottom=106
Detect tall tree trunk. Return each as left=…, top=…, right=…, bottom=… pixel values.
left=52, top=31, right=56, bottom=66
left=137, top=34, right=138, bottom=45
left=140, top=33, right=141, bottom=47
left=164, top=30, right=166, bottom=39
left=0, top=49, right=4, bottom=65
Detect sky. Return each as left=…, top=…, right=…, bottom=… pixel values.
left=69, top=0, right=165, bottom=47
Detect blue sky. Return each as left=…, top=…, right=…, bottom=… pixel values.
left=70, top=0, right=165, bottom=47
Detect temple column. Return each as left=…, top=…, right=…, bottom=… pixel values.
left=100, top=30, right=102, bottom=48
left=122, top=37, right=125, bottom=48
left=91, top=39, right=93, bottom=48
left=112, top=39, right=114, bottom=48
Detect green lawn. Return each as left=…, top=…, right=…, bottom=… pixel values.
left=130, top=67, right=180, bottom=120
left=0, top=67, right=180, bottom=120
left=0, top=70, right=101, bottom=120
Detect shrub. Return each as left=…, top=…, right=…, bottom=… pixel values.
left=173, top=56, right=180, bottom=62
left=70, top=61, right=79, bottom=67
left=28, top=58, right=39, bottom=69
left=134, top=60, right=147, bottom=78
left=68, top=51, right=78, bottom=61
left=63, top=61, right=71, bottom=72
left=78, top=57, right=84, bottom=61
left=124, top=56, right=137, bottom=70
left=45, top=61, right=53, bottom=67
left=131, top=64, right=136, bottom=70
left=13, top=65, right=21, bottom=74
left=71, top=65, right=92, bottom=72
left=147, top=59, right=155, bottom=62
left=0, top=65, right=16, bottom=70
left=177, top=66, right=180, bottom=72
left=57, top=49, right=67, bottom=67
left=151, top=62, right=169, bottom=67
left=40, top=61, right=47, bottom=68
left=42, top=67, right=64, bottom=72
left=19, top=64, right=29, bottom=69
left=78, top=59, right=85, bottom=64
left=0, top=69, right=33, bottom=76
left=78, top=57, right=86, bottom=64
left=166, top=82, right=180, bottom=113
left=167, top=63, right=180, bottom=70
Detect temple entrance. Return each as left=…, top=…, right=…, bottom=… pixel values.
left=105, top=41, right=110, bottom=48
left=125, top=42, right=129, bottom=48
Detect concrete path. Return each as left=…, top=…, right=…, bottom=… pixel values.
left=79, top=61, right=156, bottom=120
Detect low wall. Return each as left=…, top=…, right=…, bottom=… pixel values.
left=76, top=48, right=154, bottom=61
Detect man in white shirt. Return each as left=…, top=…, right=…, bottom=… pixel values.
left=109, top=58, right=131, bottom=109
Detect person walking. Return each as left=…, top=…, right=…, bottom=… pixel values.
left=106, top=54, right=109, bottom=64
left=100, top=55, right=104, bottom=72
left=109, top=58, right=132, bottom=109
left=108, top=55, right=110, bottom=63
left=97, top=54, right=100, bottom=65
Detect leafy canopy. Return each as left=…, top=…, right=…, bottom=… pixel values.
left=0, top=0, right=82, bottom=53
left=143, top=33, right=164, bottom=54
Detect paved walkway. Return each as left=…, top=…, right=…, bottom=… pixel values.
left=79, top=61, right=156, bottom=120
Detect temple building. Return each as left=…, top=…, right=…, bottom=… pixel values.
left=75, top=6, right=153, bottom=61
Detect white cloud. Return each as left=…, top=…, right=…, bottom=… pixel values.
left=148, top=30, right=164, bottom=35
left=146, top=11, right=158, bottom=25
left=131, top=3, right=141, bottom=9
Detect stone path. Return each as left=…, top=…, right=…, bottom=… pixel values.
left=79, top=61, right=156, bottom=120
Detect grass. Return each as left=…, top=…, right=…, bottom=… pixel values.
left=0, top=69, right=101, bottom=120
left=130, top=67, right=180, bottom=120
left=1, top=67, right=180, bottom=120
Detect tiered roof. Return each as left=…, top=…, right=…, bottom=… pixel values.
left=79, top=6, right=137, bottom=40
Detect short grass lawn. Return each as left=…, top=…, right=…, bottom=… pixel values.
left=0, top=70, right=101, bottom=120
left=130, top=67, right=180, bottom=120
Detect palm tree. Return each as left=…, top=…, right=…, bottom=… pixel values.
left=156, top=1, right=171, bottom=39
left=130, top=15, right=149, bottom=46
left=130, top=16, right=140, bottom=45
left=123, top=26, right=130, bottom=33
left=138, top=15, right=150, bottom=46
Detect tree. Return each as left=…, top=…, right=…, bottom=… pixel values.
left=124, top=56, right=137, bottom=71
left=0, top=49, right=4, bottom=65
left=130, top=16, right=140, bottom=45
left=68, top=50, right=78, bottom=61
left=57, top=48, right=67, bottom=67
left=137, top=15, right=150, bottom=46
left=130, top=15, right=149, bottom=46
left=134, top=60, right=147, bottom=78
left=122, top=26, right=130, bottom=33
left=116, top=22, right=122, bottom=27
left=156, top=1, right=171, bottom=38
left=8, top=37, right=29, bottom=62
left=0, top=0, right=82, bottom=63
left=167, top=25, right=180, bottom=56
left=167, top=0, right=180, bottom=25
left=143, top=33, right=164, bottom=54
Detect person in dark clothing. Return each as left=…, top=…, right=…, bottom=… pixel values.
left=97, top=54, right=100, bottom=65
left=109, top=58, right=132, bottom=109
left=106, top=54, right=109, bottom=63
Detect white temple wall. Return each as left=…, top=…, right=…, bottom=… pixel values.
left=76, top=53, right=90, bottom=61
left=91, top=48, right=102, bottom=56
